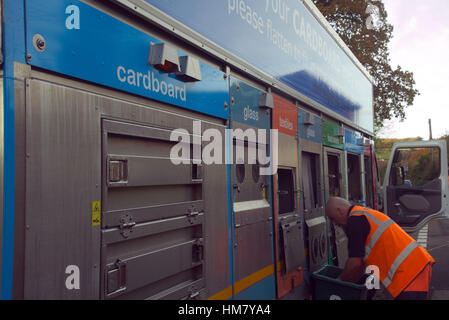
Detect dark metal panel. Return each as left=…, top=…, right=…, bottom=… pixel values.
left=234, top=220, right=273, bottom=281
left=103, top=119, right=198, bottom=143
left=105, top=239, right=203, bottom=298
left=101, top=112, right=229, bottom=300
left=24, top=79, right=101, bottom=299
left=323, top=147, right=347, bottom=267
left=107, top=155, right=199, bottom=187
left=103, top=113, right=229, bottom=300
left=104, top=200, right=204, bottom=227
left=305, top=218, right=328, bottom=271
left=201, top=162, right=230, bottom=298
left=19, top=70, right=229, bottom=300
left=148, top=279, right=205, bottom=300
left=281, top=220, right=305, bottom=274
left=230, top=77, right=274, bottom=297
left=101, top=117, right=205, bottom=300
left=12, top=64, right=29, bottom=299
left=323, top=147, right=345, bottom=200
left=102, top=214, right=203, bottom=244
left=234, top=204, right=271, bottom=228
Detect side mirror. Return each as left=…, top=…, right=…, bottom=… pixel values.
left=399, top=166, right=405, bottom=181
left=392, top=165, right=405, bottom=186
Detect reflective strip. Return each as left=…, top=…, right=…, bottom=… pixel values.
left=365, top=219, right=395, bottom=259
left=383, top=241, right=419, bottom=288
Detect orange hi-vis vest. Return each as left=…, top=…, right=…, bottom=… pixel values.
left=350, top=206, right=435, bottom=298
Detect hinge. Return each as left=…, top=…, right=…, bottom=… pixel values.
left=186, top=284, right=202, bottom=300
left=106, top=259, right=127, bottom=296
left=119, top=214, right=136, bottom=238
left=108, top=157, right=128, bottom=185
left=192, top=238, right=204, bottom=264
left=187, top=291, right=200, bottom=300
left=187, top=206, right=202, bottom=224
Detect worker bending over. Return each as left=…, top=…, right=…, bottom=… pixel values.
left=325, top=197, right=434, bottom=300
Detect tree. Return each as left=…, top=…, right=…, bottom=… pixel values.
left=313, top=0, right=419, bottom=133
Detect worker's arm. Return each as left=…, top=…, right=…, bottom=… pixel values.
left=338, top=257, right=365, bottom=283
left=338, top=215, right=370, bottom=283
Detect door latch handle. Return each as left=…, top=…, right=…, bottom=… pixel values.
left=394, top=203, right=404, bottom=217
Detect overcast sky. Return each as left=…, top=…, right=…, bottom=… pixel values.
left=378, top=0, right=449, bottom=139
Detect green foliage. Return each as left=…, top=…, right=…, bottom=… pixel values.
left=407, top=150, right=439, bottom=187
left=313, top=0, right=420, bottom=131
left=374, top=137, right=422, bottom=182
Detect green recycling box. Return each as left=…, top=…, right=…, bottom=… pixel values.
left=312, top=265, right=368, bottom=300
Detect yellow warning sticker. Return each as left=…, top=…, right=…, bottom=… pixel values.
left=92, top=201, right=101, bottom=226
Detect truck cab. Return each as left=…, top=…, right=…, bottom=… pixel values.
left=380, top=140, right=448, bottom=232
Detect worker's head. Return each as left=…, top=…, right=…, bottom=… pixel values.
left=325, top=197, right=352, bottom=227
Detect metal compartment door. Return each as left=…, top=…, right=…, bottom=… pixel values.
left=301, top=151, right=327, bottom=271
left=277, top=168, right=303, bottom=274
left=230, top=77, right=275, bottom=299
left=272, top=95, right=304, bottom=299
left=281, top=220, right=304, bottom=274
left=383, top=140, right=449, bottom=233
left=25, top=79, right=101, bottom=299
left=323, top=148, right=347, bottom=267
left=346, top=152, right=364, bottom=205
left=232, top=138, right=274, bottom=298
left=101, top=119, right=205, bottom=300
left=276, top=167, right=305, bottom=297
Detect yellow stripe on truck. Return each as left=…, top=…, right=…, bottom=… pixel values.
left=208, top=264, right=275, bottom=300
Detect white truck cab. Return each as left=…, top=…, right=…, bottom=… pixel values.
left=382, top=140, right=449, bottom=233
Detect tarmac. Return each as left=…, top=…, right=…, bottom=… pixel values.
left=427, top=218, right=449, bottom=300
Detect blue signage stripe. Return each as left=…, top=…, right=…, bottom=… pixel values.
left=229, top=78, right=270, bottom=129
left=344, top=128, right=364, bottom=155
left=298, top=107, right=322, bottom=144
left=1, top=0, right=27, bottom=300
left=26, top=0, right=229, bottom=120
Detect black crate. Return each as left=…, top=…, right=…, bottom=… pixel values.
left=312, top=265, right=368, bottom=300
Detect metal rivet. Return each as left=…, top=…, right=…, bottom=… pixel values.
left=33, top=34, right=46, bottom=52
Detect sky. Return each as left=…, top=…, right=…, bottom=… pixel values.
left=378, top=0, right=449, bottom=139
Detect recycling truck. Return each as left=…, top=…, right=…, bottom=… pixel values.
left=0, top=0, right=447, bottom=300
